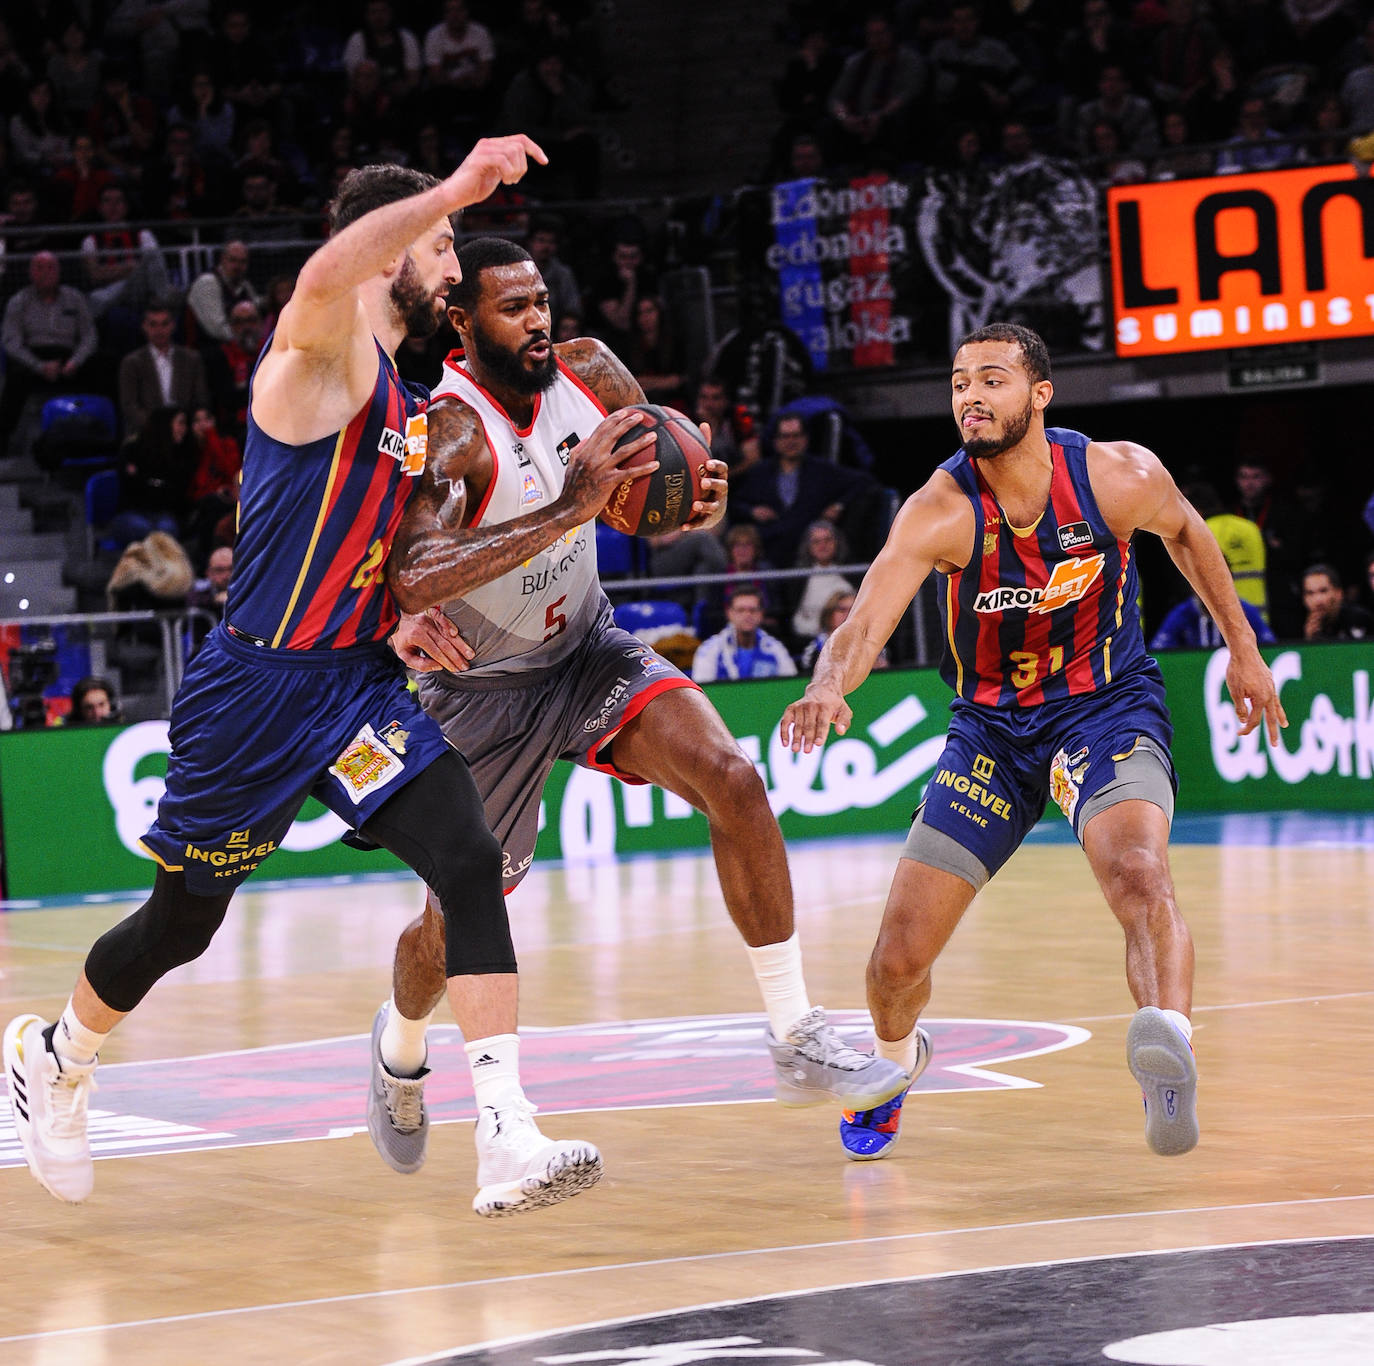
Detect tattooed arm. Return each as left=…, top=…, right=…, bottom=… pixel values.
left=558, top=336, right=729, bottom=531
left=387, top=395, right=659, bottom=614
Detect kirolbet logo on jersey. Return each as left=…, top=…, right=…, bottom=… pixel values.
left=974, top=553, right=1105, bottom=615
left=378, top=412, right=428, bottom=476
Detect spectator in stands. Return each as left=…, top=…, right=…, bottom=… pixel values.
left=106, top=0, right=212, bottom=101
left=119, top=301, right=211, bottom=441
left=800, top=588, right=889, bottom=673
left=424, top=0, right=496, bottom=129
left=929, top=2, right=1031, bottom=132
left=343, top=0, right=421, bottom=105
left=1150, top=594, right=1275, bottom=650
left=115, top=405, right=196, bottom=544
left=776, top=27, right=844, bottom=147
left=1305, top=90, right=1350, bottom=163
left=9, top=78, right=72, bottom=176
left=0, top=251, right=98, bottom=451
left=52, top=133, right=116, bottom=223
left=526, top=215, right=581, bottom=328
left=1232, top=458, right=1301, bottom=632
left=789, top=519, right=856, bottom=643
left=499, top=46, right=600, bottom=198
left=694, top=375, right=759, bottom=473
left=235, top=119, right=301, bottom=206
left=783, top=130, right=829, bottom=179
left=185, top=404, right=241, bottom=560
left=188, top=543, right=233, bottom=616
left=85, top=61, right=159, bottom=176
left=553, top=311, right=582, bottom=343
left=341, top=59, right=400, bottom=162
left=646, top=525, right=728, bottom=615
left=1149, top=0, right=1219, bottom=108
left=186, top=241, right=261, bottom=346
left=1056, top=0, right=1141, bottom=104
left=826, top=13, right=927, bottom=167
left=80, top=184, right=174, bottom=331
left=1074, top=65, right=1160, bottom=160
left=1340, top=17, right=1374, bottom=135
left=1301, top=564, right=1373, bottom=642
left=1086, top=118, right=1149, bottom=185
left=205, top=298, right=262, bottom=439
left=625, top=295, right=686, bottom=405
left=1216, top=96, right=1294, bottom=173
left=168, top=69, right=236, bottom=167
left=66, top=675, right=121, bottom=726
left=1150, top=107, right=1214, bottom=180
left=142, top=123, right=222, bottom=224
left=590, top=227, right=657, bottom=358
left=229, top=167, right=297, bottom=243
left=730, top=411, right=877, bottom=569
left=213, top=7, right=283, bottom=127
left=1184, top=478, right=1269, bottom=626
left=260, top=272, right=296, bottom=335
left=0, top=182, right=56, bottom=266
left=0, top=20, right=32, bottom=107
left=691, top=587, right=797, bottom=683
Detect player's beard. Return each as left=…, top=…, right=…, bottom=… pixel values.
left=963, top=394, right=1034, bottom=459
left=391, top=253, right=443, bottom=340
left=469, top=318, right=559, bottom=396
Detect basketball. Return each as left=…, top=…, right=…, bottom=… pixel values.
left=598, top=404, right=711, bottom=538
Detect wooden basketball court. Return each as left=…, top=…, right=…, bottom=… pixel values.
left=1, top=817, right=1371, bottom=1364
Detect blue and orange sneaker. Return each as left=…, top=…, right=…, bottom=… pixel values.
left=839, top=1027, right=931, bottom=1162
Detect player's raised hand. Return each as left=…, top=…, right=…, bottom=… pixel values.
left=442, top=136, right=548, bottom=212
left=780, top=681, right=853, bottom=754
left=557, top=408, right=659, bottom=521
left=1226, top=645, right=1288, bottom=744
left=389, top=607, right=475, bottom=673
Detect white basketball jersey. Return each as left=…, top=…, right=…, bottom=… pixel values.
left=431, top=353, right=610, bottom=675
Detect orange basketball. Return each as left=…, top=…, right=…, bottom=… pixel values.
left=598, top=404, right=711, bottom=538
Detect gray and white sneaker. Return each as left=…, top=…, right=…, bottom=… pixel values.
left=767, top=1006, right=909, bottom=1111
left=366, top=1003, right=429, bottom=1175
left=1127, top=1006, right=1198, bottom=1157
left=3, top=1014, right=97, bottom=1203
left=472, top=1098, right=602, bottom=1218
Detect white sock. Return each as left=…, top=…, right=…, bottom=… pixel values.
left=380, top=996, right=432, bottom=1077
left=745, top=932, right=812, bottom=1039
left=875, top=1025, right=921, bottom=1074
left=465, top=1033, right=524, bottom=1111
left=53, top=1000, right=105, bottom=1068
left=1163, top=1009, right=1193, bottom=1044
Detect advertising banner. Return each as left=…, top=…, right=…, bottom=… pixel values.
left=1107, top=163, right=1374, bottom=356
left=2, top=644, right=1369, bottom=900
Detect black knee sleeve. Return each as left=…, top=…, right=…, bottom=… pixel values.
left=84, top=869, right=232, bottom=1013
left=359, top=750, right=515, bottom=978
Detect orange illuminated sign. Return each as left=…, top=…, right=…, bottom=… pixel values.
left=1107, top=164, right=1374, bottom=356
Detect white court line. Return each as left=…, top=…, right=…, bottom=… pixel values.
left=1065, top=988, right=1374, bottom=1025
left=2, top=1193, right=1371, bottom=1346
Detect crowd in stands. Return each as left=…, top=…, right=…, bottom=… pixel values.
left=770, top=1, right=1374, bottom=184
left=2, top=2, right=1374, bottom=721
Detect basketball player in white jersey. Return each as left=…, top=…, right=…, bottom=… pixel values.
left=363, top=237, right=909, bottom=1216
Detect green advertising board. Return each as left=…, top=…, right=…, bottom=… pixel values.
left=1, top=642, right=1369, bottom=900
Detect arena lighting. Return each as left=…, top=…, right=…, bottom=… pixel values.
left=1107, top=163, right=1374, bottom=356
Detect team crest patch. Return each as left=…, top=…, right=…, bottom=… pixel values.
left=521, top=472, right=542, bottom=505
left=983, top=529, right=1000, bottom=557
left=1050, top=744, right=1090, bottom=821
left=329, top=723, right=405, bottom=804
left=556, top=432, right=580, bottom=465
left=377, top=720, right=409, bottom=755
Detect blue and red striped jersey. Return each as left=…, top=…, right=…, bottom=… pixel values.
left=935, top=427, right=1150, bottom=707
left=225, top=341, right=429, bottom=650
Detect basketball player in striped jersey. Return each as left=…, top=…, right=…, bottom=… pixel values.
left=361, top=237, right=909, bottom=1215
left=782, top=323, right=1287, bottom=1162
left=2, top=139, right=549, bottom=1207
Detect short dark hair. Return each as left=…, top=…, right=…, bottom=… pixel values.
left=449, top=236, right=533, bottom=312
left=329, top=163, right=440, bottom=236
left=955, top=322, right=1051, bottom=383
left=727, top=587, right=763, bottom=608
left=1303, top=562, right=1342, bottom=588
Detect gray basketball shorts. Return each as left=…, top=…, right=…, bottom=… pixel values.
left=416, top=620, right=698, bottom=888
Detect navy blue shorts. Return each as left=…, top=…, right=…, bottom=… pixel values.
left=916, top=667, right=1176, bottom=881
left=141, top=625, right=451, bottom=894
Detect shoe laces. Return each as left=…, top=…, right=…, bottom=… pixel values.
left=847, top=1087, right=908, bottom=1126
left=789, top=1009, right=877, bottom=1073
left=381, top=1069, right=425, bottom=1133
left=486, top=1097, right=542, bottom=1154
left=47, top=1063, right=96, bottom=1143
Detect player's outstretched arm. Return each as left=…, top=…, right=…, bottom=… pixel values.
left=387, top=399, right=658, bottom=614
left=781, top=478, right=967, bottom=753
left=1096, top=441, right=1288, bottom=743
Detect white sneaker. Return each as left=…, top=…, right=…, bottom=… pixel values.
left=767, top=1006, right=910, bottom=1110
left=3, top=1014, right=97, bottom=1203
left=1127, top=1007, right=1198, bottom=1157
left=472, top=1097, right=602, bottom=1218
